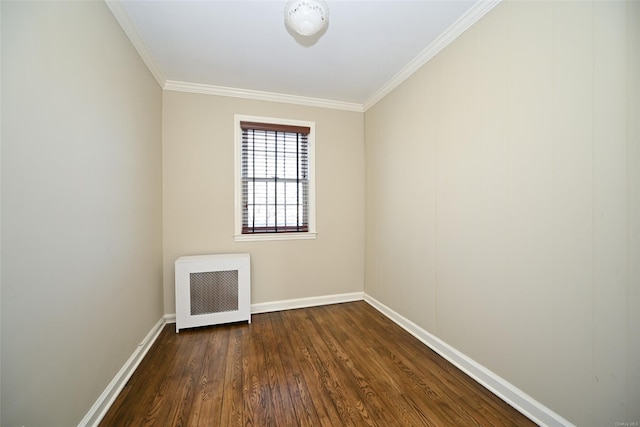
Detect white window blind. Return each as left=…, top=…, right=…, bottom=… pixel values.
left=240, top=121, right=310, bottom=234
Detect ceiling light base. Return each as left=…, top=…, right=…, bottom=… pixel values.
left=284, top=0, right=329, bottom=37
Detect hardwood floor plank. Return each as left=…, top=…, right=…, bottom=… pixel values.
left=320, top=306, right=443, bottom=426
left=220, top=325, right=244, bottom=427
left=348, top=308, right=465, bottom=424
left=260, top=312, right=312, bottom=426
left=312, top=305, right=408, bottom=426
left=300, top=317, right=376, bottom=426
left=288, top=310, right=361, bottom=426
left=344, top=303, right=500, bottom=425
left=190, top=324, right=230, bottom=426
left=167, top=332, right=208, bottom=426
left=99, top=301, right=537, bottom=427
left=279, top=309, right=343, bottom=427
left=267, top=312, right=322, bottom=426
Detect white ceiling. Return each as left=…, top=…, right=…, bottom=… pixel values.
left=111, top=0, right=498, bottom=110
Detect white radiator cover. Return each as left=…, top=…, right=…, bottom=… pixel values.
left=175, top=253, right=251, bottom=332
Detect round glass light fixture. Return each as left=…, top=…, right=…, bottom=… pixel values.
left=284, top=0, right=329, bottom=37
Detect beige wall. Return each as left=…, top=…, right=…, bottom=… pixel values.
left=163, top=91, right=365, bottom=313
left=364, top=1, right=639, bottom=426
left=1, top=2, right=163, bottom=425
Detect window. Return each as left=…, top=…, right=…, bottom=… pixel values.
left=234, top=115, right=316, bottom=241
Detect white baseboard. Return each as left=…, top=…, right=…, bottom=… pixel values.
left=363, top=294, right=574, bottom=427
left=78, top=317, right=166, bottom=427
left=163, top=291, right=366, bottom=321
left=250, top=291, right=364, bottom=314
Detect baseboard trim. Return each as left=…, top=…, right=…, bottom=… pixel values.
left=251, top=291, right=364, bottom=314
left=164, top=292, right=366, bottom=320
left=363, top=294, right=574, bottom=427
left=78, top=317, right=166, bottom=427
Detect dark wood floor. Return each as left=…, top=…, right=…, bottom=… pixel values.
left=100, top=301, right=537, bottom=426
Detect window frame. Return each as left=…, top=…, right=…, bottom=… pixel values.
left=234, top=114, right=317, bottom=242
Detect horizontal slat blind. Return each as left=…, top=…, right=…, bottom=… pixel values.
left=241, top=121, right=309, bottom=234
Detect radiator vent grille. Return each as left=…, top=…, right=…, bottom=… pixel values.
left=190, top=270, right=238, bottom=315
left=175, top=253, right=251, bottom=332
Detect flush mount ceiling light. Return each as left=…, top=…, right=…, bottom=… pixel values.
left=284, top=0, right=329, bottom=37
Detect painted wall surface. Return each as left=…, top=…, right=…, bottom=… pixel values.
left=1, top=2, right=163, bottom=425
left=364, top=1, right=639, bottom=426
left=162, top=91, right=365, bottom=314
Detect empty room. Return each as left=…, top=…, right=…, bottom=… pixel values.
left=1, top=0, right=638, bottom=426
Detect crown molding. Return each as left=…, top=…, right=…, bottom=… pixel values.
left=107, top=0, right=499, bottom=113
left=105, top=0, right=166, bottom=88
left=362, top=0, right=502, bottom=112
left=163, top=80, right=364, bottom=113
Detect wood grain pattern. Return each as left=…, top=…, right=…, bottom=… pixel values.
left=99, top=301, right=537, bottom=426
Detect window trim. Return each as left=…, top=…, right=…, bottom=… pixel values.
left=234, top=114, right=317, bottom=242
